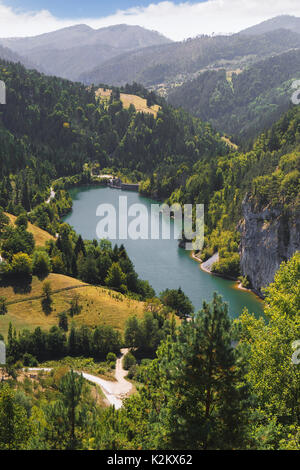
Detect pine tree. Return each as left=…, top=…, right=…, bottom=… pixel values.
left=58, top=370, right=84, bottom=449
left=74, top=235, right=86, bottom=258
left=58, top=312, right=69, bottom=332
left=68, top=326, right=77, bottom=356
left=0, top=385, right=32, bottom=450
left=134, top=293, right=250, bottom=450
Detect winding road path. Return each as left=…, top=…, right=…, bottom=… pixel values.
left=28, top=349, right=132, bottom=410
left=45, top=187, right=56, bottom=204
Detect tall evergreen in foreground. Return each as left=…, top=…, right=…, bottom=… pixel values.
left=123, top=293, right=250, bottom=449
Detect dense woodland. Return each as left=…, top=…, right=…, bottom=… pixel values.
left=140, top=102, right=300, bottom=278
left=168, top=49, right=300, bottom=143
left=0, top=57, right=299, bottom=450
left=0, top=61, right=226, bottom=212
left=1, top=253, right=300, bottom=449
left=80, top=29, right=300, bottom=87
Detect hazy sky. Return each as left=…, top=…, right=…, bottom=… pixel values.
left=1, top=0, right=300, bottom=40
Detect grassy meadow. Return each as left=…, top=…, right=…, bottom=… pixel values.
left=0, top=273, right=145, bottom=338
left=95, top=88, right=160, bottom=117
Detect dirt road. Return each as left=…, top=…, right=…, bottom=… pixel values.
left=28, top=348, right=132, bottom=410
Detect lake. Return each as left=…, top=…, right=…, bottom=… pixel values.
left=63, top=185, right=264, bottom=318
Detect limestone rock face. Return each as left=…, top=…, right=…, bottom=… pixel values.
left=238, top=195, right=300, bottom=296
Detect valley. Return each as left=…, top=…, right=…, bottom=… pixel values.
left=0, top=9, right=299, bottom=452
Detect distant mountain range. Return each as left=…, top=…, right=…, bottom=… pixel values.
left=0, top=15, right=299, bottom=86
left=0, top=15, right=299, bottom=143
left=0, top=24, right=171, bottom=81
left=79, top=28, right=300, bottom=89
left=240, top=15, right=300, bottom=35
left=0, top=44, right=40, bottom=71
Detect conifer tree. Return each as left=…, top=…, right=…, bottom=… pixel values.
left=130, top=293, right=250, bottom=449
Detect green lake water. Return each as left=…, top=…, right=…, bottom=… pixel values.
left=63, top=186, right=264, bottom=318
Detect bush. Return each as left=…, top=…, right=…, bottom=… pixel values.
left=123, top=351, right=137, bottom=370
left=32, top=250, right=51, bottom=277
left=23, top=353, right=38, bottom=367
left=9, top=252, right=32, bottom=277
left=127, top=364, right=138, bottom=380
left=0, top=296, right=7, bottom=315
left=212, top=252, right=240, bottom=278
left=238, top=275, right=250, bottom=288
left=58, top=312, right=68, bottom=332
left=15, top=213, right=28, bottom=229
left=106, top=352, right=117, bottom=363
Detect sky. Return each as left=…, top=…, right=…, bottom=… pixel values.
left=1, top=0, right=300, bottom=40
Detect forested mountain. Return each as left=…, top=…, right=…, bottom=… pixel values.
left=0, top=42, right=299, bottom=451
left=0, top=45, right=39, bottom=71
left=0, top=59, right=226, bottom=215
left=141, top=103, right=300, bottom=293
left=0, top=24, right=171, bottom=81
left=240, top=15, right=300, bottom=35
left=168, top=48, right=300, bottom=142
left=79, top=29, right=300, bottom=88
left=1, top=252, right=299, bottom=450
left=0, top=57, right=298, bottom=295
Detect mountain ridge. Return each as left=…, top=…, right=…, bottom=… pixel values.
left=167, top=48, right=300, bottom=142
left=240, top=15, right=300, bottom=36
left=79, top=29, right=300, bottom=88
left=0, top=24, right=172, bottom=81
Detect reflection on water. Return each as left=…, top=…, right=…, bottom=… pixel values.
left=63, top=186, right=264, bottom=318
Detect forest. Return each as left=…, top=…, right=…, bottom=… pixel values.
left=168, top=49, right=300, bottom=143
left=0, top=57, right=299, bottom=450
left=1, top=253, right=300, bottom=449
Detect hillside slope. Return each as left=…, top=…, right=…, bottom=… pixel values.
left=79, top=29, right=300, bottom=89
left=0, top=24, right=171, bottom=81
left=168, top=48, right=300, bottom=142
left=0, top=273, right=145, bottom=336
left=0, top=45, right=39, bottom=71
left=5, top=213, right=55, bottom=247
left=240, top=15, right=300, bottom=35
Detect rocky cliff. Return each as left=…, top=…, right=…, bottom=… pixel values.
left=238, top=195, right=300, bottom=296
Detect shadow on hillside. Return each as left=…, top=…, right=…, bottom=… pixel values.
left=0, top=276, right=32, bottom=295
left=41, top=298, right=52, bottom=316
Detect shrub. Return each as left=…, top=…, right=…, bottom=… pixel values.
left=123, top=351, right=137, bottom=370
left=106, top=352, right=117, bottom=363
left=0, top=296, right=7, bottom=315
left=212, top=252, right=240, bottom=278
left=127, top=364, right=138, bottom=380
left=15, top=213, right=28, bottom=229
left=9, top=252, right=32, bottom=277
left=238, top=275, right=250, bottom=288
left=32, top=250, right=51, bottom=277
left=23, top=353, right=38, bottom=367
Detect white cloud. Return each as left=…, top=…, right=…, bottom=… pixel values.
left=0, top=0, right=300, bottom=40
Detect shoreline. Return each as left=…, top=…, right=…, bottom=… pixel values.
left=61, top=181, right=264, bottom=305
left=190, top=251, right=264, bottom=302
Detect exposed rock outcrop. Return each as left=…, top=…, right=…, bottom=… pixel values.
left=238, top=195, right=300, bottom=296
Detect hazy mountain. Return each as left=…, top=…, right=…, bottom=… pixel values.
left=0, top=44, right=40, bottom=70
left=0, top=24, right=171, bottom=81
left=168, top=48, right=300, bottom=142
left=240, top=15, right=300, bottom=35
left=79, top=29, right=300, bottom=88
